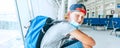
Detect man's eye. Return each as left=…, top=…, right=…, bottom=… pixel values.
left=81, top=16, right=84, bottom=19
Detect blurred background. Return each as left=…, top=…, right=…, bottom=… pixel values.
left=0, top=0, right=120, bottom=48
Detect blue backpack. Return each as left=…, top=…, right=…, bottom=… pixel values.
left=25, top=16, right=56, bottom=48
left=24, top=15, right=81, bottom=48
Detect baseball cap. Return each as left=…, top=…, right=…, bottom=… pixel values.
left=69, top=3, right=86, bottom=15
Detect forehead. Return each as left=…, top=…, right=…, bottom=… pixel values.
left=71, top=11, right=85, bottom=16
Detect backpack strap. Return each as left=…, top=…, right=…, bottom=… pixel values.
left=42, top=18, right=54, bottom=33
left=42, top=18, right=65, bottom=33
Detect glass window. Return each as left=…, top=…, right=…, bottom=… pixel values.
left=0, top=0, right=24, bottom=48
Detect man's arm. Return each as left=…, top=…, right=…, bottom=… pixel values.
left=69, top=30, right=96, bottom=46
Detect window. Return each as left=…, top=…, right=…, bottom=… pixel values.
left=0, top=0, right=24, bottom=48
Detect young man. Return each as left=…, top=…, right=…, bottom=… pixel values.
left=41, top=3, right=95, bottom=48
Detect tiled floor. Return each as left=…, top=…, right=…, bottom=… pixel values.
left=0, top=26, right=120, bottom=48
left=80, top=25, right=120, bottom=48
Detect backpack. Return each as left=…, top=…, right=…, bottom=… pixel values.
left=25, top=16, right=58, bottom=48
left=24, top=15, right=79, bottom=48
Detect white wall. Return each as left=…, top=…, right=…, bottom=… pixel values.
left=116, top=0, right=120, bottom=16
left=85, top=0, right=117, bottom=18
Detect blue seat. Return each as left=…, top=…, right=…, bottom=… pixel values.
left=110, top=18, right=120, bottom=36
left=83, top=18, right=88, bottom=24
left=99, top=18, right=108, bottom=26
left=89, top=18, right=100, bottom=26
left=99, top=18, right=109, bottom=30
left=107, top=18, right=114, bottom=29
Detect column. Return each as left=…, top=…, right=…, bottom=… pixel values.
left=38, top=0, right=58, bottom=19
left=57, top=0, right=66, bottom=20
left=103, top=0, right=106, bottom=18
left=15, top=0, right=31, bottom=34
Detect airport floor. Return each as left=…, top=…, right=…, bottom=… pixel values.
left=80, top=25, right=120, bottom=48
left=0, top=25, right=120, bottom=48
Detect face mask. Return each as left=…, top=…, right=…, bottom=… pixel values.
left=70, top=21, right=81, bottom=28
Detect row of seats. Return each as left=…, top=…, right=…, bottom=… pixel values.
left=83, top=18, right=120, bottom=36
left=83, top=18, right=108, bottom=26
